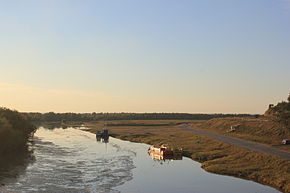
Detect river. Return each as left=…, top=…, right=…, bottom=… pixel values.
left=0, top=127, right=280, bottom=193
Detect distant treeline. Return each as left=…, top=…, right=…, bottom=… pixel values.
left=0, top=108, right=36, bottom=155
left=24, top=112, right=259, bottom=122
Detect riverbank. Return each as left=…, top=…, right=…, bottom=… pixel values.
left=85, top=120, right=290, bottom=193
left=189, top=117, right=290, bottom=152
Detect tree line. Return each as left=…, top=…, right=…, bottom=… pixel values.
left=24, top=112, right=258, bottom=122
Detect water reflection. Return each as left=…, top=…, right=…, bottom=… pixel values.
left=148, top=151, right=182, bottom=162
left=36, top=122, right=68, bottom=130
left=0, top=143, right=35, bottom=186
left=35, top=122, right=90, bottom=131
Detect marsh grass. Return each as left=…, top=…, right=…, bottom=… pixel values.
left=85, top=120, right=290, bottom=192
left=192, top=117, right=290, bottom=152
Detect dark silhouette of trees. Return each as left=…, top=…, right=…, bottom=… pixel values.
left=24, top=112, right=257, bottom=123
left=0, top=108, right=36, bottom=155
left=272, top=94, right=290, bottom=128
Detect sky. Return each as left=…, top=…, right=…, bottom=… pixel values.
left=0, top=0, right=289, bottom=114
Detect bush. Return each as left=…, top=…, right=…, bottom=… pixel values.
left=272, top=95, right=290, bottom=128
left=0, top=108, right=35, bottom=155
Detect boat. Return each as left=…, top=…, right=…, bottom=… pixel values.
left=148, top=144, right=182, bottom=161
left=96, top=128, right=109, bottom=143
left=148, top=144, right=173, bottom=156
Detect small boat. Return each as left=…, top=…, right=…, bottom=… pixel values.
left=148, top=144, right=173, bottom=156
left=96, top=128, right=109, bottom=143
left=148, top=144, right=182, bottom=161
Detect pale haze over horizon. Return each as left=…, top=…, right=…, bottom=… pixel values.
left=0, top=0, right=289, bottom=114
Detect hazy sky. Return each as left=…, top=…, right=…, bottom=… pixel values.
left=0, top=0, right=289, bottom=113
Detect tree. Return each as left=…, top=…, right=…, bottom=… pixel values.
left=0, top=108, right=35, bottom=155
left=271, top=95, right=290, bottom=128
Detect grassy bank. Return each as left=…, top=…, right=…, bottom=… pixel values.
left=85, top=120, right=290, bottom=193
left=189, top=117, right=290, bottom=152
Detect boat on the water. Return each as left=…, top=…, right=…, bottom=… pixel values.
left=148, top=144, right=182, bottom=161
left=96, top=128, right=109, bottom=143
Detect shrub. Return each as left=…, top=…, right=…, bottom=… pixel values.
left=0, top=108, right=35, bottom=155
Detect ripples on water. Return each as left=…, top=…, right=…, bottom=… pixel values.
left=0, top=127, right=281, bottom=193
left=1, top=127, right=135, bottom=193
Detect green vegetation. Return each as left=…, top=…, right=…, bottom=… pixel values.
left=0, top=108, right=35, bottom=155
left=272, top=95, right=290, bottom=128
left=85, top=120, right=290, bottom=192
left=24, top=112, right=257, bottom=122
left=187, top=95, right=290, bottom=152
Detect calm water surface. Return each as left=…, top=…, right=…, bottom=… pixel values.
left=0, top=127, right=280, bottom=193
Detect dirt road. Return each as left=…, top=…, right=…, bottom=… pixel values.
left=180, top=124, right=290, bottom=161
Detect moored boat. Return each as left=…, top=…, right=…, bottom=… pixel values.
left=148, top=144, right=183, bottom=161
left=148, top=144, right=173, bottom=156
left=96, top=128, right=109, bottom=143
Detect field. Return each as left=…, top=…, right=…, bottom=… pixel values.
left=85, top=119, right=290, bottom=192
left=190, top=117, right=290, bottom=152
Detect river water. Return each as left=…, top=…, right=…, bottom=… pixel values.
left=0, top=127, right=280, bottom=193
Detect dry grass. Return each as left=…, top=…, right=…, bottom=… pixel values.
left=85, top=120, right=290, bottom=192
left=191, top=117, right=290, bottom=152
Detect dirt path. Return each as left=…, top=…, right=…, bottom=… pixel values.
left=180, top=124, right=290, bottom=161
